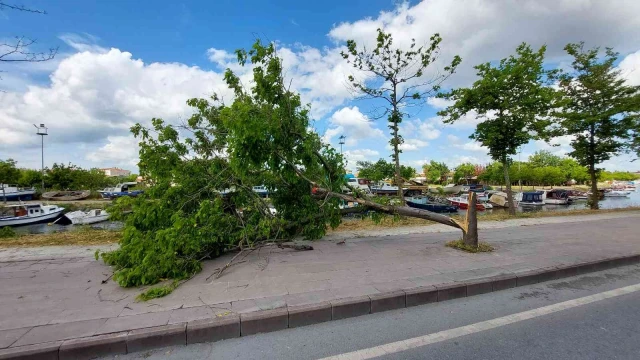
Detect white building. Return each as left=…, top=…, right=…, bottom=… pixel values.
left=101, top=167, right=131, bottom=177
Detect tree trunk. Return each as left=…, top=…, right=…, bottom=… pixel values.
left=463, top=191, right=478, bottom=247
left=589, top=165, right=599, bottom=210
left=315, top=188, right=469, bottom=236
left=502, top=159, right=516, bottom=215
left=2, top=187, right=6, bottom=204
left=392, top=121, right=403, bottom=203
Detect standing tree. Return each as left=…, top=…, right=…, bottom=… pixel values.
left=454, top=163, right=476, bottom=184
left=439, top=43, right=557, bottom=215
left=355, top=159, right=394, bottom=183
left=341, top=29, right=461, bottom=202
left=528, top=150, right=562, bottom=168
left=422, top=160, right=449, bottom=185
left=0, top=159, right=21, bottom=202
left=400, top=165, right=416, bottom=181
left=557, top=43, right=640, bottom=209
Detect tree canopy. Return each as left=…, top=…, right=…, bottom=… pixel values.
left=556, top=43, right=640, bottom=209
left=439, top=43, right=557, bottom=214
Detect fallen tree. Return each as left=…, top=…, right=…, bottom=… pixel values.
left=99, top=40, right=478, bottom=288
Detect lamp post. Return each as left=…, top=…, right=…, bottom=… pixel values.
left=33, top=124, right=48, bottom=191
left=338, top=135, right=346, bottom=154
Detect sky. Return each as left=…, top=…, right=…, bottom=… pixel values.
left=2, top=0, right=640, bottom=174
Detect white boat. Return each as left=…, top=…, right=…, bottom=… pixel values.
left=0, top=184, right=36, bottom=201
left=441, top=184, right=464, bottom=194
left=98, top=182, right=143, bottom=199
left=344, top=177, right=372, bottom=194
left=63, top=209, right=110, bottom=225
left=252, top=185, right=270, bottom=198
left=604, top=190, right=631, bottom=198
left=0, top=203, right=65, bottom=227
left=543, top=189, right=571, bottom=205
left=370, top=183, right=406, bottom=196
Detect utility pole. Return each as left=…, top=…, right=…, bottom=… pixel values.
left=338, top=135, right=346, bottom=155
left=33, top=124, right=48, bottom=191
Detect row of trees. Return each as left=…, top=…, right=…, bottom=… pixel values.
left=437, top=43, right=640, bottom=212
left=0, top=159, right=136, bottom=191
left=355, top=159, right=416, bottom=183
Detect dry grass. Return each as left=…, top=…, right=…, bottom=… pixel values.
left=446, top=239, right=494, bottom=253
left=331, top=206, right=640, bottom=233
left=0, top=228, right=122, bottom=248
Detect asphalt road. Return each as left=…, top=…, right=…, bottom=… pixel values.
left=108, top=264, right=640, bottom=360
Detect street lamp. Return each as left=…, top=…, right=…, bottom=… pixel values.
left=33, top=124, right=48, bottom=191
left=338, top=135, right=346, bottom=154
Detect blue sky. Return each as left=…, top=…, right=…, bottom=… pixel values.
left=2, top=0, right=640, bottom=174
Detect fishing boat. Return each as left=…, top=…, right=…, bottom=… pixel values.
left=441, top=184, right=464, bottom=194
left=517, top=191, right=545, bottom=207
left=41, top=190, right=91, bottom=201
left=604, top=190, right=631, bottom=198
left=0, top=203, right=65, bottom=227
left=543, top=189, right=572, bottom=205
left=63, top=209, right=110, bottom=225
left=344, top=177, right=372, bottom=194
left=447, top=194, right=492, bottom=210
left=0, top=184, right=36, bottom=201
left=98, top=182, right=143, bottom=199
left=405, top=196, right=458, bottom=213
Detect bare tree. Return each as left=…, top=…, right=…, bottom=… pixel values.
left=0, top=1, right=58, bottom=75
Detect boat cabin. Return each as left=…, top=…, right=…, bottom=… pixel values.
left=520, top=191, right=544, bottom=205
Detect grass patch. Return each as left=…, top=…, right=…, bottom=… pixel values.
left=0, top=226, right=17, bottom=238
left=446, top=239, right=494, bottom=253
left=136, top=281, right=178, bottom=302
left=0, top=228, right=122, bottom=248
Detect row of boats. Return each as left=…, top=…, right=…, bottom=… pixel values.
left=0, top=203, right=109, bottom=227
left=0, top=182, right=143, bottom=201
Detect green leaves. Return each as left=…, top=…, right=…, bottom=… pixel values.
left=99, top=40, right=347, bottom=287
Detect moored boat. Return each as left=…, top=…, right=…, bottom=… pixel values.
left=543, top=189, right=572, bottom=205
left=0, top=184, right=36, bottom=201
left=604, top=190, right=630, bottom=198
left=447, top=194, right=492, bottom=210
left=405, top=196, right=458, bottom=213
left=488, top=191, right=519, bottom=208
left=98, top=182, right=143, bottom=199
left=567, top=190, right=589, bottom=201
left=252, top=185, right=269, bottom=198
left=63, top=209, right=109, bottom=225
left=370, top=183, right=406, bottom=196
left=41, top=190, right=91, bottom=201
left=0, top=203, right=65, bottom=227
left=517, top=191, right=545, bottom=207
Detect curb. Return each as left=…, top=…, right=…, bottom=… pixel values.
left=1, top=254, right=639, bottom=359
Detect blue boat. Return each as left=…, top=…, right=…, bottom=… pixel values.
left=1, top=184, right=36, bottom=201
left=406, top=196, right=458, bottom=213
left=98, top=182, right=143, bottom=199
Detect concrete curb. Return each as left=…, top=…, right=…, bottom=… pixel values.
left=1, top=254, right=639, bottom=359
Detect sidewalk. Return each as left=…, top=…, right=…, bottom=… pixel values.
left=1, top=212, right=639, bottom=358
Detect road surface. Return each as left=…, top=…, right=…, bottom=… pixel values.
left=106, top=264, right=640, bottom=360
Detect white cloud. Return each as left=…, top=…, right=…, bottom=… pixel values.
left=329, top=0, right=640, bottom=87
left=86, top=135, right=140, bottom=168
left=427, top=97, right=454, bottom=110
left=343, top=148, right=380, bottom=170
left=322, top=106, right=384, bottom=145
left=400, top=118, right=441, bottom=140
left=453, top=140, right=487, bottom=152
left=59, top=33, right=107, bottom=53
left=619, top=50, right=640, bottom=86
left=398, top=138, right=429, bottom=151
left=0, top=49, right=232, bottom=156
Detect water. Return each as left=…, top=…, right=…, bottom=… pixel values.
left=474, top=189, right=640, bottom=216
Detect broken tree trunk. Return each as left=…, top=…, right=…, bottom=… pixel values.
left=313, top=188, right=470, bottom=238
left=462, top=191, right=478, bottom=247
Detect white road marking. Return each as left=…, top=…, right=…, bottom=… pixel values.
left=319, top=283, right=640, bottom=360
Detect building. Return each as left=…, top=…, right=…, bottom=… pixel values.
left=100, top=167, right=131, bottom=177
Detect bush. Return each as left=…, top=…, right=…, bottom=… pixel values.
left=0, top=227, right=17, bottom=239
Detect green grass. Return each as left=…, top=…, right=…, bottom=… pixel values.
left=446, top=239, right=494, bottom=253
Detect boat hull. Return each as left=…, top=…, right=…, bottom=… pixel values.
left=544, top=199, right=569, bottom=205
left=0, top=190, right=35, bottom=201
left=447, top=199, right=487, bottom=211
left=0, top=208, right=65, bottom=227
left=99, top=190, right=143, bottom=199
left=42, top=190, right=91, bottom=201
left=406, top=201, right=458, bottom=213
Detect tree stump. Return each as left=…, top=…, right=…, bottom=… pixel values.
left=462, top=191, right=478, bottom=247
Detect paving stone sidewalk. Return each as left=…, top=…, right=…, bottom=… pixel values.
left=1, top=212, right=639, bottom=352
